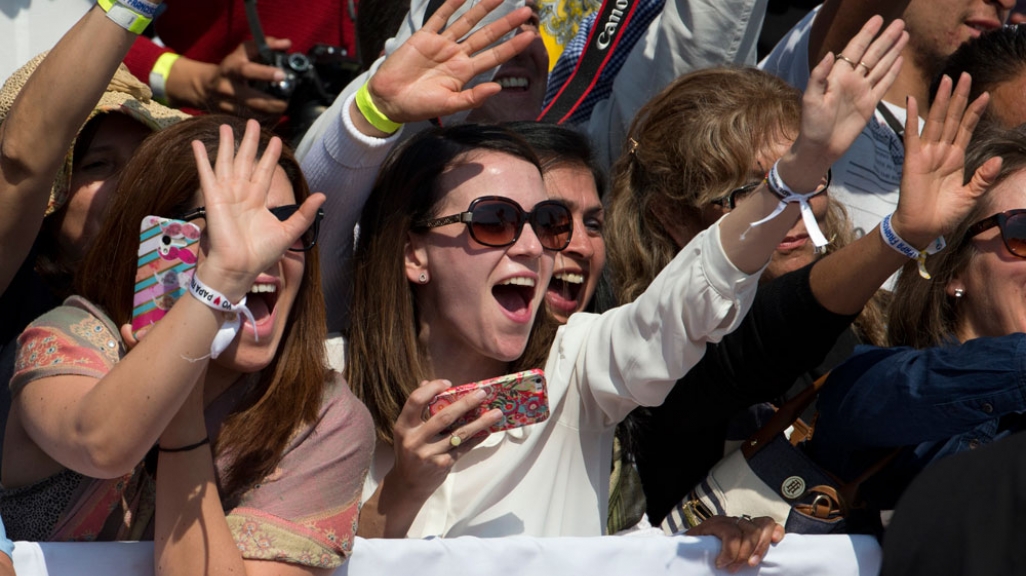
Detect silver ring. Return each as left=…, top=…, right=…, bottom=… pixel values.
left=858, top=61, right=872, bottom=73
left=736, top=514, right=754, bottom=526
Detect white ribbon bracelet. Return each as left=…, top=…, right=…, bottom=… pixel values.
left=188, top=273, right=257, bottom=358
left=745, top=161, right=830, bottom=248
left=880, top=213, right=946, bottom=279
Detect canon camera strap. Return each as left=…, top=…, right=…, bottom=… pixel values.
left=536, top=0, right=641, bottom=124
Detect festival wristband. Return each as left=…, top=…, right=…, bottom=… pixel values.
left=96, top=0, right=152, bottom=34
left=880, top=213, right=946, bottom=279
left=744, top=160, right=829, bottom=248
left=116, top=0, right=159, bottom=18
left=188, top=272, right=257, bottom=358
left=355, top=82, right=402, bottom=134
left=149, top=52, right=181, bottom=104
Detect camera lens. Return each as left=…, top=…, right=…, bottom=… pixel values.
left=286, top=52, right=311, bottom=73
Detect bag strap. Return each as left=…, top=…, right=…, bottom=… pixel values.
left=741, top=372, right=829, bottom=459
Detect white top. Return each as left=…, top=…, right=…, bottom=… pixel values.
left=299, top=0, right=769, bottom=333
left=759, top=7, right=922, bottom=238
left=363, top=222, right=762, bottom=537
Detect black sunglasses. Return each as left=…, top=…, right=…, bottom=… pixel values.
left=712, top=168, right=833, bottom=210
left=965, top=209, right=1026, bottom=258
left=177, top=205, right=325, bottom=252
left=415, top=196, right=573, bottom=251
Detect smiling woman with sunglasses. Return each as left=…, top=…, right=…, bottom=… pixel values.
left=346, top=23, right=923, bottom=555
left=2, top=115, right=374, bottom=575
left=802, top=123, right=1026, bottom=519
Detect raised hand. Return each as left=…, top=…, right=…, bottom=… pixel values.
left=891, top=73, right=1001, bottom=247
left=784, top=16, right=908, bottom=191
left=366, top=0, right=537, bottom=124
left=191, top=119, right=325, bottom=301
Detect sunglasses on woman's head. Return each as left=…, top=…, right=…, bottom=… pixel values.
left=965, top=209, right=1026, bottom=258
left=176, top=205, right=325, bottom=252
left=711, top=168, right=833, bottom=210
left=415, top=196, right=573, bottom=251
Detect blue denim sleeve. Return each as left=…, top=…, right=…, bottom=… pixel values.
left=0, top=515, right=13, bottom=560
left=813, top=334, right=1026, bottom=450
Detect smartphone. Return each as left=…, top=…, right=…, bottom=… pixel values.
left=131, top=216, right=201, bottom=338
left=425, top=368, right=550, bottom=434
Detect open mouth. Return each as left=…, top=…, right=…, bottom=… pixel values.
left=493, top=276, right=536, bottom=322
left=245, top=281, right=279, bottom=326
left=496, top=76, right=530, bottom=91
left=545, top=271, right=585, bottom=316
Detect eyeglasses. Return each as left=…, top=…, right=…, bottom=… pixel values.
left=415, top=196, right=573, bottom=251
left=177, top=205, right=325, bottom=252
left=965, top=209, right=1026, bottom=258
left=711, top=169, right=832, bottom=210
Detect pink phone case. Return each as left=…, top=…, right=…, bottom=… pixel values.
left=131, top=216, right=201, bottom=337
left=426, top=369, right=550, bottom=433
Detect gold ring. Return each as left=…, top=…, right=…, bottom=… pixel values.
left=858, top=61, right=872, bottom=73
left=836, top=54, right=858, bottom=69
left=449, top=433, right=462, bottom=448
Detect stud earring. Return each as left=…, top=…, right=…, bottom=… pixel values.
left=954, top=288, right=965, bottom=299
left=419, top=272, right=428, bottom=284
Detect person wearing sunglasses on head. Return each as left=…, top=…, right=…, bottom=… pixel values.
left=803, top=123, right=1026, bottom=522
left=2, top=116, right=374, bottom=575
left=347, top=20, right=914, bottom=567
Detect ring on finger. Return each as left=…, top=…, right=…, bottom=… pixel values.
left=836, top=54, right=859, bottom=69
left=858, top=61, right=872, bottom=74
left=735, top=514, right=754, bottom=526
left=449, top=432, right=462, bottom=448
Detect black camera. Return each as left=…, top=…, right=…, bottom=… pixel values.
left=243, top=0, right=361, bottom=143
left=251, top=44, right=361, bottom=143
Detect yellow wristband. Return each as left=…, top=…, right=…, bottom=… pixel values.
left=355, top=83, right=402, bottom=134
left=96, top=0, right=152, bottom=34
left=149, top=52, right=181, bottom=104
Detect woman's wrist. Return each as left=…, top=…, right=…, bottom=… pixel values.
left=774, top=148, right=830, bottom=194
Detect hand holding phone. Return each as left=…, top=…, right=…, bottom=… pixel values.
left=425, top=369, right=550, bottom=434
left=131, top=216, right=201, bottom=338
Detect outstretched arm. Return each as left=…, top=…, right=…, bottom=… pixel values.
left=0, top=5, right=143, bottom=296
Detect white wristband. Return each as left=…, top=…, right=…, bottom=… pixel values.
left=188, top=273, right=257, bottom=358
left=879, top=213, right=946, bottom=279
left=744, top=160, right=829, bottom=248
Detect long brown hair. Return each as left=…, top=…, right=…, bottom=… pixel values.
left=75, top=114, right=328, bottom=501
left=346, top=124, right=554, bottom=444
left=888, top=124, right=1026, bottom=348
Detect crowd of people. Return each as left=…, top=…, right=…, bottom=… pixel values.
left=1, top=0, right=1024, bottom=574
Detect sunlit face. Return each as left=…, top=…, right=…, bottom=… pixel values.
left=950, top=170, right=1026, bottom=340
left=465, top=2, right=549, bottom=123
left=902, top=0, right=1011, bottom=73
left=406, top=150, right=552, bottom=377
left=704, top=138, right=830, bottom=282
left=190, top=166, right=306, bottom=373
left=543, top=164, right=605, bottom=323
left=60, top=113, right=151, bottom=263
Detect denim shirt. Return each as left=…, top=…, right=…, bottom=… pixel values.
left=807, top=334, right=1026, bottom=508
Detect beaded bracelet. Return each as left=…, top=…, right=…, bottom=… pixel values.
left=188, top=273, right=256, bottom=358
left=745, top=160, right=829, bottom=248
left=355, top=82, right=402, bottom=134
left=879, top=213, right=946, bottom=279
left=96, top=0, right=152, bottom=34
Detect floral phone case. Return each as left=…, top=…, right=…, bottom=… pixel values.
left=426, top=368, right=550, bottom=433
left=131, top=216, right=201, bottom=338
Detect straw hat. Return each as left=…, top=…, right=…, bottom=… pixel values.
left=0, top=52, right=192, bottom=216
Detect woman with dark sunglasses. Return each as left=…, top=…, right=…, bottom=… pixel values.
left=803, top=123, right=1026, bottom=518
left=2, top=115, right=374, bottom=575
left=346, top=18, right=906, bottom=564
